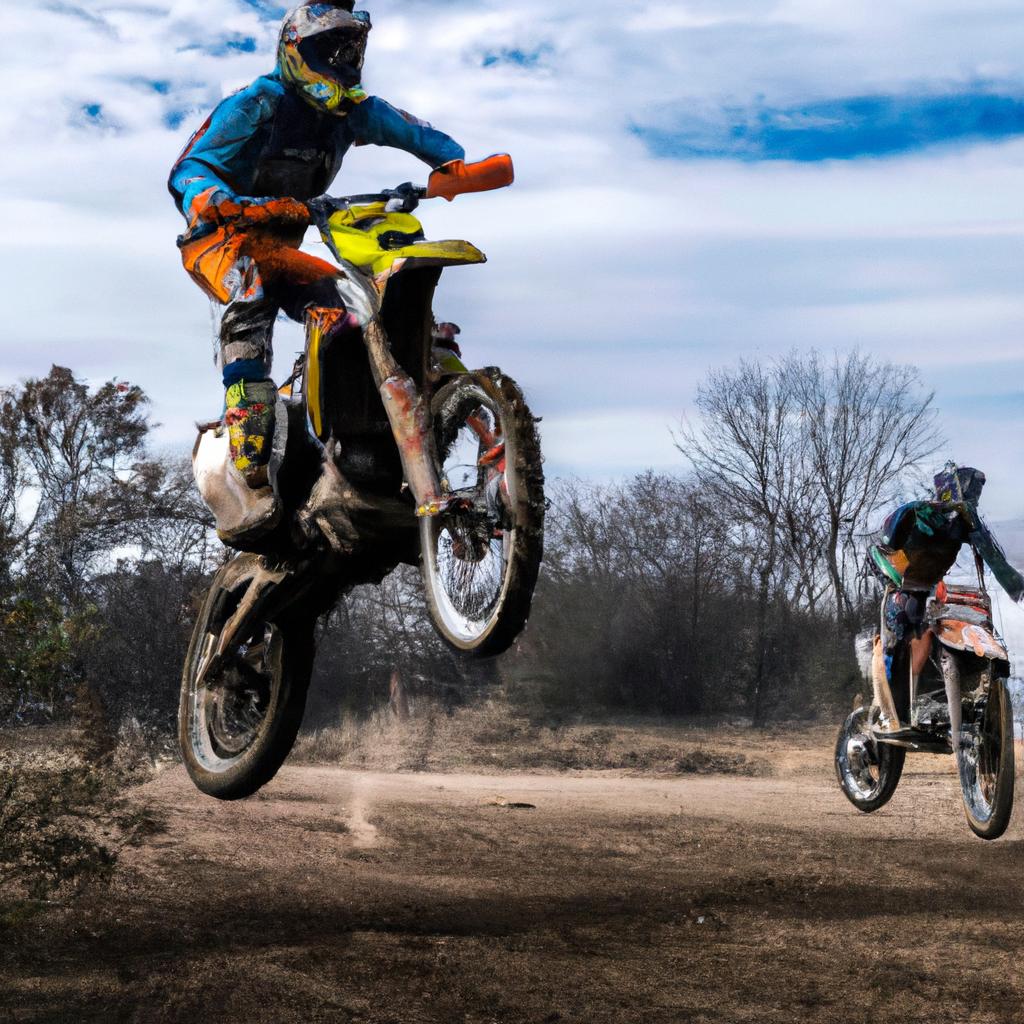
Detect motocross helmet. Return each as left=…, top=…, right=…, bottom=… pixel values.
left=278, top=1, right=371, bottom=114
left=933, top=462, right=986, bottom=505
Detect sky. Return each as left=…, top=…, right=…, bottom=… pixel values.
left=1, top=0, right=1023, bottom=520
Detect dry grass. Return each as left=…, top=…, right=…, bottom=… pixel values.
left=0, top=729, right=165, bottom=931
left=7, top=733, right=1024, bottom=1023
left=293, top=696, right=779, bottom=776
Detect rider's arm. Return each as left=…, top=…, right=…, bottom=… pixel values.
left=168, top=86, right=274, bottom=224
left=969, top=517, right=1024, bottom=603
left=346, top=96, right=465, bottom=168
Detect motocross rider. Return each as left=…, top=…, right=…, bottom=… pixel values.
left=867, top=462, right=1024, bottom=731
left=168, top=1, right=466, bottom=487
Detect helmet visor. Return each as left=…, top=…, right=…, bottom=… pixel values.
left=304, top=24, right=368, bottom=77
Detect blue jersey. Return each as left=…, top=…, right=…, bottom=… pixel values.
left=869, top=499, right=1024, bottom=601
left=168, top=71, right=464, bottom=221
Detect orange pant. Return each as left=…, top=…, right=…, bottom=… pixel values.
left=180, top=225, right=343, bottom=370
left=180, top=225, right=338, bottom=304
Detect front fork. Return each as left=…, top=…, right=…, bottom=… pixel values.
left=870, top=634, right=901, bottom=731
left=366, top=319, right=449, bottom=516
left=305, top=306, right=448, bottom=517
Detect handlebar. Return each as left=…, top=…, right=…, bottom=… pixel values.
left=309, top=153, right=515, bottom=222
left=307, top=182, right=427, bottom=225
left=181, top=156, right=514, bottom=245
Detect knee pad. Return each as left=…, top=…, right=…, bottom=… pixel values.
left=219, top=297, right=277, bottom=372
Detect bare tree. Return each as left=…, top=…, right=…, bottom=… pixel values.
left=782, top=350, right=940, bottom=622
left=676, top=349, right=941, bottom=722
left=676, top=360, right=805, bottom=724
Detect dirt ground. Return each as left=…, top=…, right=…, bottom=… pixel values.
left=4, top=729, right=1024, bottom=1024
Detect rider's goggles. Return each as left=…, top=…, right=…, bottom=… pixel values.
left=304, top=18, right=370, bottom=75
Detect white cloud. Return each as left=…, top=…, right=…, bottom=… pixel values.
left=1, top=0, right=1023, bottom=520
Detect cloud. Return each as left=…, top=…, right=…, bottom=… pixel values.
left=2, top=0, right=1024, bottom=520
left=42, top=1, right=116, bottom=33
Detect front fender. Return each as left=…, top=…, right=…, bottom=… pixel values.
left=319, top=206, right=486, bottom=278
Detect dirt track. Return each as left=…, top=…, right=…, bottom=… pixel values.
left=5, top=743, right=1024, bottom=1024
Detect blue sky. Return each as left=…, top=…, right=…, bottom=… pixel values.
left=1, top=0, right=1023, bottom=522
left=635, top=92, right=1024, bottom=161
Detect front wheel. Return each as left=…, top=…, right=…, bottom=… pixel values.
left=421, top=369, right=544, bottom=657
left=835, top=705, right=906, bottom=813
left=178, top=555, right=315, bottom=800
left=957, top=675, right=1014, bottom=840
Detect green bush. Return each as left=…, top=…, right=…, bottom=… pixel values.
left=0, top=598, right=93, bottom=724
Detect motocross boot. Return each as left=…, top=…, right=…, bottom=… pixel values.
left=224, top=379, right=276, bottom=488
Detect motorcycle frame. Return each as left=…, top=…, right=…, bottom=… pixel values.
left=197, top=204, right=487, bottom=677
left=873, top=550, right=1010, bottom=752
left=195, top=300, right=445, bottom=685
left=299, top=197, right=485, bottom=521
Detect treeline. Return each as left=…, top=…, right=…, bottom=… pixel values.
left=670, top=351, right=939, bottom=721
left=0, top=351, right=940, bottom=735
left=0, top=367, right=215, bottom=735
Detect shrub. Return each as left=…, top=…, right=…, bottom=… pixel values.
left=0, top=754, right=163, bottom=929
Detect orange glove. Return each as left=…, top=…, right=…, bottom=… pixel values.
left=191, top=189, right=309, bottom=227
left=425, top=154, right=515, bottom=201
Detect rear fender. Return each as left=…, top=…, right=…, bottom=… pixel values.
left=935, top=618, right=1010, bottom=664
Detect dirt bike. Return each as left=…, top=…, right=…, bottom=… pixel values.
left=179, top=157, right=545, bottom=800
left=835, top=555, right=1015, bottom=840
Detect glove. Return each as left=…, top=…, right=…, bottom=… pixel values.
left=194, top=190, right=309, bottom=227
left=425, top=154, right=514, bottom=201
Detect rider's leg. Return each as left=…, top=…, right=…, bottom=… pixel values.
left=181, top=229, right=345, bottom=486
left=218, top=276, right=280, bottom=488
left=180, top=228, right=282, bottom=486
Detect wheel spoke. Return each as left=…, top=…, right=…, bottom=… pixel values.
left=421, top=371, right=543, bottom=655
left=426, top=385, right=511, bottom=640
left=835, top=705, right=903, bottom=811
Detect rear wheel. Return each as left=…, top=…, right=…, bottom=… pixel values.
left=835, top=705, right=906, bottom=812
left=421, top=369, right=544, bottom=657
left=957, top=674, right=1014, bottom=840
left=178, top=556, right=314, bottom=800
